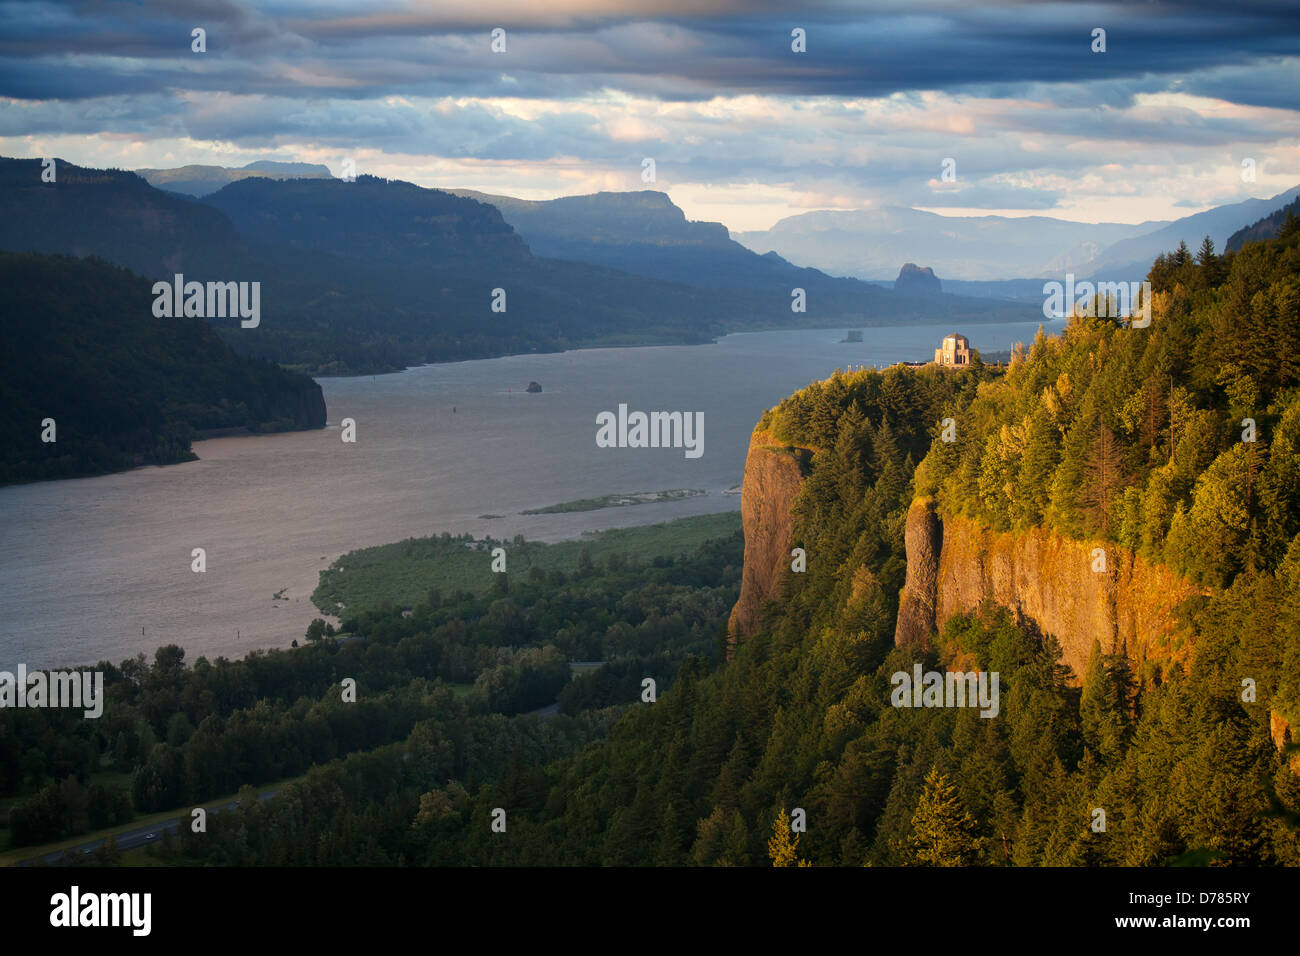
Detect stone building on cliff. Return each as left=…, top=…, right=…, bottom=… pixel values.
left=934, top=333, right=971, bottom=367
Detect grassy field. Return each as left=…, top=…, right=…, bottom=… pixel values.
left=312, top=510, right=742, bottom=620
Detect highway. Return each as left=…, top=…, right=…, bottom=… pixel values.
left=16, top=788, right=280, bottom=866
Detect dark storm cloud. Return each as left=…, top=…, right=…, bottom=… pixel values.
left=2, top=1, right=1295, bottom=222
left=0, top=0, right=1297, bottom=106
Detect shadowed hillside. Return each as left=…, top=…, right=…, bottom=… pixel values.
left=0, top=253, right=325, bottom=484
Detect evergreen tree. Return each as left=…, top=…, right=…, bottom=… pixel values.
left=767, top=808, right=810, bottom=866
left=909, top=767, right=981, bottom=866
left=1079, top=640, right=1127, bottom=763
left=1079, top=421, right=1124, bottom=535
left=1196, top=235, right=1225, bottom=287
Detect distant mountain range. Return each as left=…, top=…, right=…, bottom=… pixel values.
left=735, top=206, right=1159, bottom=281
left=1, top=157, right=1034, bottom=381
left=446, top=188, right=1022, bottom=317
left=6, top=153, right=1299, bottom=486
left=1081, top=186, right=1300, bottom=281
left=734, top=187, right=1300, bottom=285
left=448, top=188, right=807, bottom=289
left=136, top=160, right=333, bottom=197
left=130, top=158, right=1300, bottom=289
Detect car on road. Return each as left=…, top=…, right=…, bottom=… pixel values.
left=145, top=833, right=157, bottom=841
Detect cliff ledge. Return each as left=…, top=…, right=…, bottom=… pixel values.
left=894, top=498, right=1200, bottom=681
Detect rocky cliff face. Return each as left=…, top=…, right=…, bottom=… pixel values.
left=728, top=431, right=1200, bottom=682
left=895, top=498, right=942, bottom=646
left=727, top=426, right=810, bottom=647
left=894, top=498, right=1199, bottom=680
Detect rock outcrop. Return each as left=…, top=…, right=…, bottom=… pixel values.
left=727, top=426, right=810, bottom=647
left=894, top=263, right=941, bottom=296
left=895, top=498, right=942, bottom=646
left=894, top=498, right=1200, bottom=681
left=294, top=380, right=328, bottom=429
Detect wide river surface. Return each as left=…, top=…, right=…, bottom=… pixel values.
left=1, top=321, right=1060, bottom=669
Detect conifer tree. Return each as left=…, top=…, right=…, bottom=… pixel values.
left=909, top=767, right=981, bottom=865
left=768, top=808, right=810, bottom=866
left=1080, top=640, right=1127, bottom=762
left=1079, top=421, right=1124, bottom=535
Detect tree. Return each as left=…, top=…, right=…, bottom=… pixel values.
left=1139, top=380, right=1168, bottom=461
left=1079, top=421, right=1124, bottom=535
left=909, top=767, right=981, bottom=866
left=1080, top=640, right=1128, bottom=763
left=767, top=808, right=811, bottom=866
left=95, top=834, right=122, bottom=866
left=1015, top=405, right=1059, bottom=526
left=1196, top=234, right=1229, bottom=288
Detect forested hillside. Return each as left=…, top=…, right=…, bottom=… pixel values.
left=1228, top=200, right=1300, bottom=251
left=918, top=219, right=1300, bottom=582
left=0, top=159, right=247, bottom=278
left=392, top=222, right=1298, bottom=865
left=0, top=253, right=325, bottom=485
left=917, top=220, right=1300, bottom=717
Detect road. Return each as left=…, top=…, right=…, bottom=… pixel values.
left=16, top=788, right=280, bottom=866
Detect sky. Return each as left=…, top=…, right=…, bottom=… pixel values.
left=1, top=0, right=1298, bottom=232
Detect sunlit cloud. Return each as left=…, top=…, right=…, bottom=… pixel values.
left=0, top=1, right=1296, bottom=231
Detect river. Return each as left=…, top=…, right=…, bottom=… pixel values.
left=0, top=321, right=1060, bottom=668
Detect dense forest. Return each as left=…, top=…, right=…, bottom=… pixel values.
left=0, top=253, right=325, bottom=485
left=917, top=220, right=1300, bottom=717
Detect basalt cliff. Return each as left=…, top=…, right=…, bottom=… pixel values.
left=893, top=497, right=1199, bottom=680
left=727, top=425, right=811, bottom=646
left=728, top=432, right=1199, bottom=684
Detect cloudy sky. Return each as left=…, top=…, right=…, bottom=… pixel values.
left=1, top=0, right=1297, bottom=230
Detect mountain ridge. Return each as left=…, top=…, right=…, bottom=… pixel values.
left=136, top=160, right=333, bottom=197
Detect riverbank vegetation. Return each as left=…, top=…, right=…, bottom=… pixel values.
left=0, top=518, right=740, bottom=857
